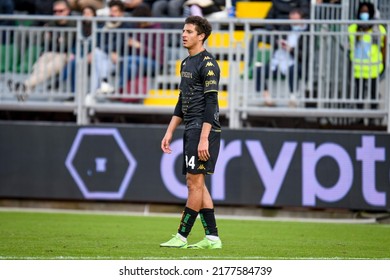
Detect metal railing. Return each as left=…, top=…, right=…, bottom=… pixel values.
left=0, top=15, right=389, bottom=131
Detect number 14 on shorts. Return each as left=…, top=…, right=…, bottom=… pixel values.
left=185, top=155, right=196, bottom=169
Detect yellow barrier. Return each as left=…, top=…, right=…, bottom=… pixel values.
left=144, top=90, right=228, bottom=108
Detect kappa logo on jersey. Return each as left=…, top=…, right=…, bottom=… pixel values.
left=205, top=62, right=214, bottom=67
left=197, top=164, right=206, bottom=170
left=207, top=70, right=215, bottom=77
left=203, top=56, right=211, bottom=61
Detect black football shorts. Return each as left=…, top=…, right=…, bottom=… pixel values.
left=182, top=128, right=221, bottom=175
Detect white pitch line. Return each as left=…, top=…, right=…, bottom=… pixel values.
left=0, top=206, right=380, bottom=224
left=0, top=256, right=387, bottom=260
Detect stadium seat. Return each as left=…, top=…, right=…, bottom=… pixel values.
left=207, top=31, right=245, bottom=48
left=235, top=1, right=272, bottom=19
left=1, top=44, right=41, bottom=73
left=17, top=45, right=42, bottom=73
left=248, top=47, right=271, bottom=79
left=0, top=44, right=14, bottom=73
left=120, top=76, right=148, bottom=103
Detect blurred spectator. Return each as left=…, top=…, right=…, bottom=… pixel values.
left=314, top=0, right=341, bottom=20
left=120, top=4, right=164, bottom=82
left=0, top=0, right=15, bottom=25
left=248, top=0, right=310, bottom=74
left=265, top=0, right=311, bottom=31
left=94, top=0, right=133, bottom=94
left=35, top=0, right=59, bottom=14
left=14, top=0, right=57, bottom=15
left=14, top=0, right=36, bottom=14
left=316, top=0, right=340, bottom=4
left=81, top=6, right=96, bottom=38
left=14, top=0, right=57, bottom=26
left=123, top=0, right=147, bottom=14
left=348, top=1, right=387, bottom=110
left=184, top=0, right=227, bottom=18
left=0, top=0, right=15, bottom=43
left=8, top=0, right=76, bottom=101
left=64, top=5, right=104, bottom=93
left=95, top=1, right=164, bottom=95
left=151, top=0, right=185, bottom=28
left=96, top=0, right=151, bottom=16
left=116, top=4, right=165, bottom=102
left=68, top=0, right=105, bottom=12
left=256, top=8, right=309, bottom=107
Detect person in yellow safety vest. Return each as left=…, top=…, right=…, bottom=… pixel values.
left=348, top=1, right=387, bottom=110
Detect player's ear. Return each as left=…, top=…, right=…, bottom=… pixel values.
left=199, top=32, right=206, bottom=42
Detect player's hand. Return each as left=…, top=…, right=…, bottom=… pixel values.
left=161, top=135, right=172, bottom=153
left=198, top=138, right=210, bottom=161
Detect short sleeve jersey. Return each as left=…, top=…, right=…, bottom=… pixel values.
left=179, top=49, right=221, bottom=131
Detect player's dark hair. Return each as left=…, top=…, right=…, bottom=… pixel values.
left=185, top=16, right=212, bottom=43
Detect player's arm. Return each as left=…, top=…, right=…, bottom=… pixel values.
left=198, top=91, right=218, bottom=161
left=161, top=97, right=183, bottom=154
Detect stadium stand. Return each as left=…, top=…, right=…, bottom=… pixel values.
left=0, top=0, right=389, bottom=131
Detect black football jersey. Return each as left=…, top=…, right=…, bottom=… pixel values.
left=179, top=50, right=221, bottom=131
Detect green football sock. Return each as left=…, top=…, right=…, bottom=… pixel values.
left=199, top=208, right=218, bottom=237
left=178, top=207, right=198, bottom=238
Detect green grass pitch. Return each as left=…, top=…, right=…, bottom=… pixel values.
left=0, top=210, right=389, bottom=260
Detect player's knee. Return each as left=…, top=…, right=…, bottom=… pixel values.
left=186, top=174, right=204, bottom=190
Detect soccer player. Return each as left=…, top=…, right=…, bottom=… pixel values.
left=160, top=16, right=222, bottom=249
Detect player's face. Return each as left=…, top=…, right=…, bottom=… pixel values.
left=182, top=24, right=204, bottom=50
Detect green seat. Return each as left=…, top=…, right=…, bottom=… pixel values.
left=16, top=20, right=34, bottom=27
left=248, top=48, right=271, bottom=79
left=17, top=45, right=42, bottom=73
left=0, top=44, right=14, bottom=73
left=1, top=43, right=42, bottom=73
